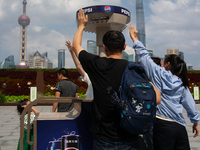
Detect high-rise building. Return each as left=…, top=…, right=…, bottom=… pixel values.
left=136, top=0, right=146, bottom=47
left=167, top=49, right=179, bottom=55
left=128, top=54, right=135, bottom=62
left=28, top=51, right=52, bottom=68
left=122, top=51, right=129, bottom=60
left=188, top=66, right=193, bottom=70
left=5, top=55, right=14, bottom=62
left=47, top=59, right=53, bottom=68
left=87, top=40, right=97, bottom=55
left=0, top=55, right=15, bottom=68
left=0, top=61, right=15, bottom=68
left=16, top=0, right=30, bottom=68
left=58, top=49, right=65, bottom=68
left=179, top=51, right=184, bottom=61
left=147, top=50, right=153, bottom=57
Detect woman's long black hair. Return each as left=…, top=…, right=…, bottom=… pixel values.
left=164, top=54, right=189, bottom=88
left=17, top=99, right=29, bottom=115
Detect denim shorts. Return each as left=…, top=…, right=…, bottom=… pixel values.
left=93, top=136, right=140, bottom=150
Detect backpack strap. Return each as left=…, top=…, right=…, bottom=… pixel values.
left=129, top=61, right=150, bottom=81
left=107, top=60, right=129, bottom=106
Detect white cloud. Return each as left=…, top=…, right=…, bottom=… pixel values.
left=28, top=0, right=121, bottom=26
left=27, top=27, right=68, bottom=67
left=146, top=0, right=200, bottom=69
left=11, top=1, right=20, bottom=12
left=1, top=27, right=20, bottom=62
left=192, top=40, right=199, bottom=46
left=124, top=45, right=134, bottom=55
left=32, top=26, right=43, bottom=32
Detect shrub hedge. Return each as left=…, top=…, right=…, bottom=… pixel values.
left=0, top=69, right=199, bottom=99
left=0, top=69, right=87, bottom=96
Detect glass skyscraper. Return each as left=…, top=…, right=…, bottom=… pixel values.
left=188, top=66, right=193, bottom=70
left=5, top=55, right=14, bottom=62
left=58, top=49, right=65, bottom=68
left=128, top=54, right=135, bottom=62
left=0, top=55, right=15, bottom=68
left=147, top=50, right=153, bottom=57
left=87, top=40, right=97, bottom=55
left=136, top=0, right=146, bottom=47
left=122, top=51, right=129, bottom=60
left=179, top=51, right=184, bottom=61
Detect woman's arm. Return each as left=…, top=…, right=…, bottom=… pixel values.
left=66, top=40, right=85, bottom=77
left=129, top=24, right=163, bottom=91
left=22, top=102, right=39, bottom=115
left=182, top=88, right=200, bottom=137
left=150, top=82, right=161, bottom=104
left=31, top=107, right=39, bottom=115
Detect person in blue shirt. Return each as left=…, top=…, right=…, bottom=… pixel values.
left=129, top=24, right=199, bottom=150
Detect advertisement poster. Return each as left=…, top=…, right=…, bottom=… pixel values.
left=37, top=103, right=93, bottom=150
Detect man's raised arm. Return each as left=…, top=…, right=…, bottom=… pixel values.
left=72, top=9, right=88, bottom=58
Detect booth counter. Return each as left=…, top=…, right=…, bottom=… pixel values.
left=19, top=97, right=93, bottom=150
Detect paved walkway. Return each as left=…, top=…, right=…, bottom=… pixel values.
left=0, top=104, right=200, bottom=150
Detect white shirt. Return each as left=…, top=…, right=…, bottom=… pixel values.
left=83, top=72, right=94, bottom=99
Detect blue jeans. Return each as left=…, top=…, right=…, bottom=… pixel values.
left=142, top=131, right=153, bottom=150
left=93, top=136, right=140, bottom=150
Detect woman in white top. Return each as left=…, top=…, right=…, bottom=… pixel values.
left=66, top=41, right=93, bottom=99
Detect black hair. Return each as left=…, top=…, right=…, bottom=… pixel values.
left=164, top=54, right=189, bottom=88
left=152, top=57, right=161, bottom=66
left=57, top=68, right=68, bottom=78
left=102, top=30, right=125, bottom=53
left=17, top=99, right=29, bottom=115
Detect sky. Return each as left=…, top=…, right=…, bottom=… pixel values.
left=0, top=0, right=200, bottom=69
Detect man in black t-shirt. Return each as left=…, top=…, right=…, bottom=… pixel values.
left=70, top=9, right=139, bottom=149
left=52, top=68, right=78, bottom=112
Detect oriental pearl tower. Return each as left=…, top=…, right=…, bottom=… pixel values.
left=16, top=0, right=30, bottom=68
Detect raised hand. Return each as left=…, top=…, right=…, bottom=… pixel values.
left=65, top=40, right=73, bottom=53
left=78, top=9, right=88, bottom=28
left=129, top=24, right=139, bottom=42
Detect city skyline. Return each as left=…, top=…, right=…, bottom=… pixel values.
left=0, top=0, right=200, bottom=69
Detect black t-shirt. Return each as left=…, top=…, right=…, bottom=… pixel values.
left=55, top=79, right=78, bottom=112
left=79, top=50, right=138, bottom=142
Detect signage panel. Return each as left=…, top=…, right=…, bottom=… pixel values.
left=78, top=5, right=131, bottom=17
left=30, top=87, right=37, bottom=102
left=194, top=86, right=199, bottom=100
